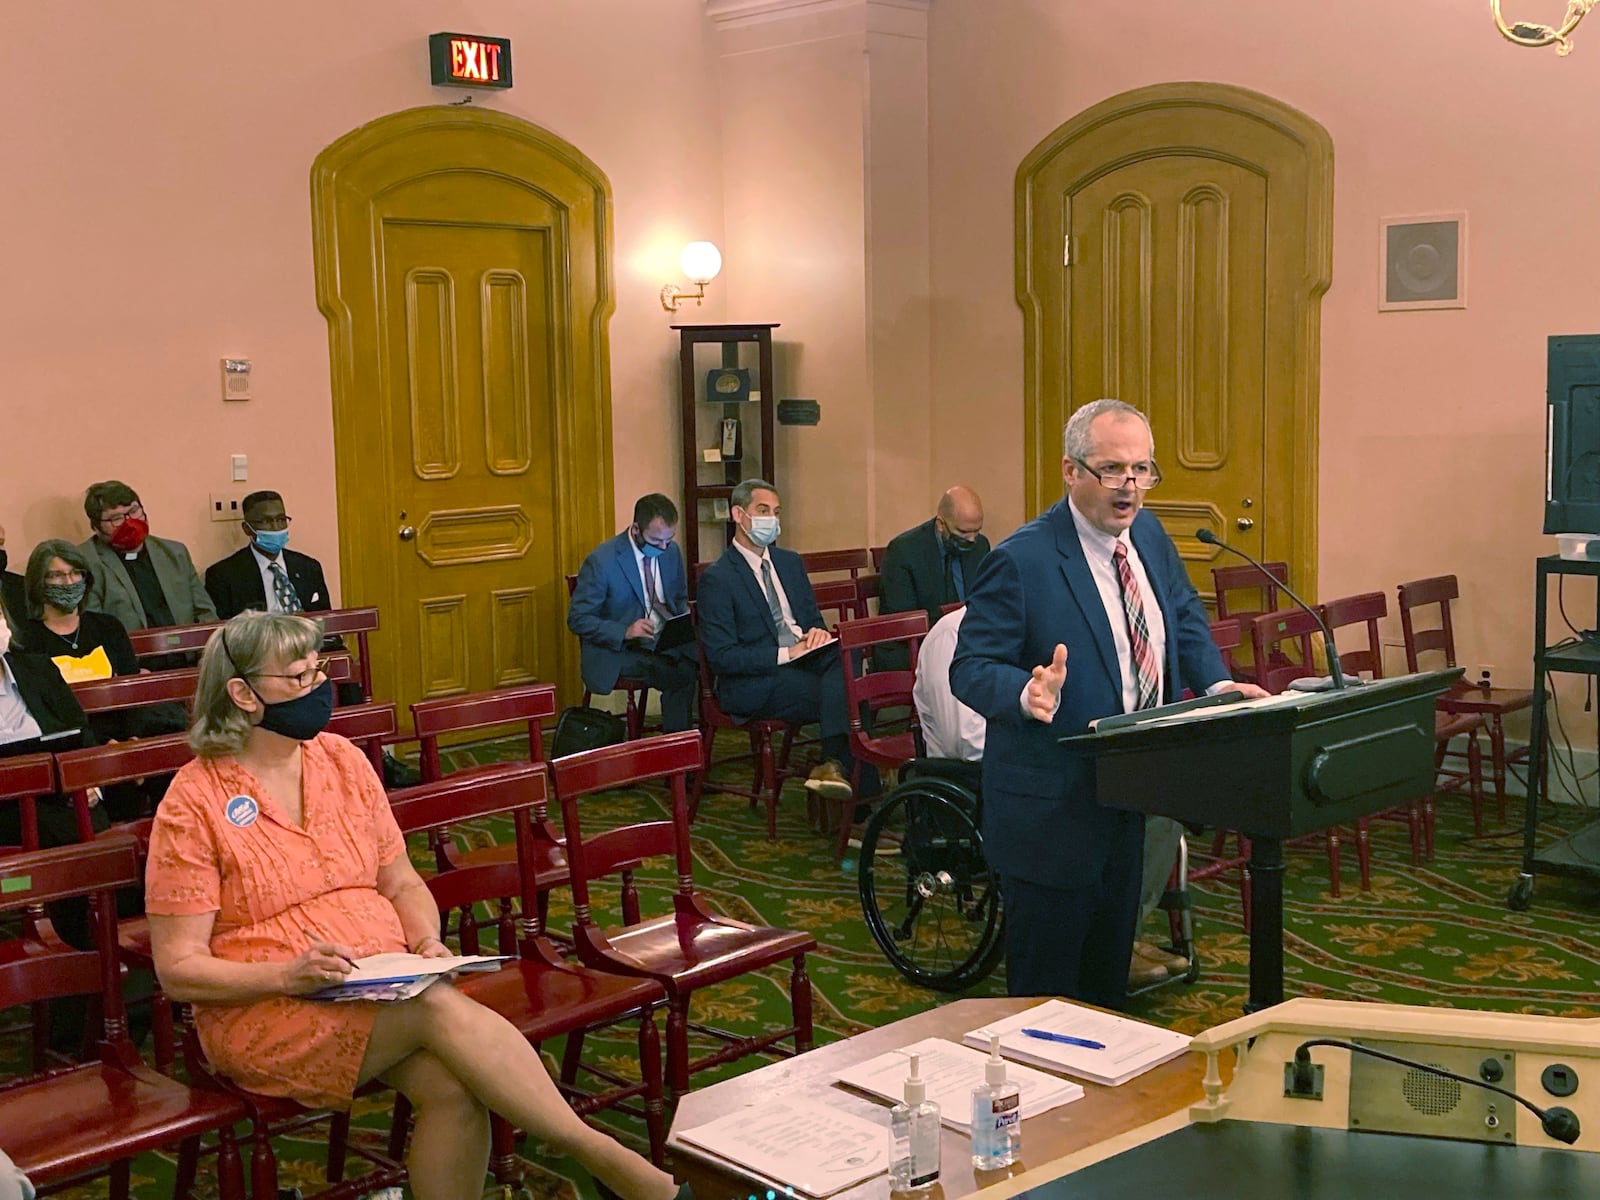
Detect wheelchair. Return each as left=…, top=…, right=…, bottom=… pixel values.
left=857, top=758, right=1200, bottom=994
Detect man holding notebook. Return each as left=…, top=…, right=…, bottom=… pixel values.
left=567, top=493, right=698, bottom=732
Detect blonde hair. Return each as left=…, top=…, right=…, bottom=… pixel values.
left=189, top=611, right=323, bottom=758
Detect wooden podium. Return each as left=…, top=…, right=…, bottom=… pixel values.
left=1061, top=670, right=1461, bottom=1011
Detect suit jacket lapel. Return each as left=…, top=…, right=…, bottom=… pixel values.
left=917, top=520, right=944, bottom=600
left=729, top=546, right=781, bottom=638
left=1049, top=503, right=1120, bottom=688
left=611, top=534, right=647, bottom=611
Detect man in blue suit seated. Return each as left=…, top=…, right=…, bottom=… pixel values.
left=697, top=478, right=862, bottom=806
left=567, top=493, right=697, bottom=732
left=951, top=399, right=1266, bottom=1008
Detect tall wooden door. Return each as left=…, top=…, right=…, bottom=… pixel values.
left=1017, top=84, right=1332, bottom=603
left=313, top=108, right=615, bottom=717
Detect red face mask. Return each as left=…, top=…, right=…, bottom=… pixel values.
left=107, top=516, right=149, bottom=553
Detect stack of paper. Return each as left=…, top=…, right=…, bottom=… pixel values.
left=833, top=1036, right=1084, bottom=1130
left=309, top=951, right=509, bottom=1003
left=673, top=1096, right=888, bottom=1197
left=963, top=1000, right=1192, bottom=1086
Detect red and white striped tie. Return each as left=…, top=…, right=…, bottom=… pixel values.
left=1113, top=541, right=1160, bottom=711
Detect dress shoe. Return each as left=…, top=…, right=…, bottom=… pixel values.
left=1134, top=939, right=1190, bottom=975
left=804, top=760, right=854, bottom=802
left=1128, top=947, right=1169, bottom=989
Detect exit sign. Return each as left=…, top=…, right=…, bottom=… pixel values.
left=429, top=32, right=513, bottom=89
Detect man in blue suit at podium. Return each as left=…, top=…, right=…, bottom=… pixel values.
left=567, top=493, right=697, bottom=732
left=951, top=399, right=1265, bottom=1008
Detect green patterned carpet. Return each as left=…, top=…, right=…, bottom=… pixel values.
left=10, top=734, right=1600, bottom=1197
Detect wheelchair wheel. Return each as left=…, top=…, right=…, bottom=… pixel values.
left=858, top=777, right=1004, bottom=992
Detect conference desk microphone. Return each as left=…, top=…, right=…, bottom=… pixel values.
left=1194, top=527, right=1347, bottom=691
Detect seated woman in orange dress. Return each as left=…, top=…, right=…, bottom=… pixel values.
left=146, top=611, right=686, bottom=1200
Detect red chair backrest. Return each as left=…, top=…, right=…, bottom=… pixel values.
left=410, top=683, right=558, bottom=781
left=0, top=754, right=57, bottom=853
left=856, top=573, right=882, bottom=617
left=564, top=574, right=579, bottom=599
left=550, top=731, right=701, bottom=911
left=869, top=546, right=887, bottom=570
left=1212, top=561, right=1289, bottom=621
left=1396, top=574, right=1459, bottom=672
left=72, top=669, right=199, bottom=713
left=126, top=610, right=378, bottom=699
left=387, top=763, right=549, bottom=927
left=1320, top=591, right=1388, bottom=680
left=1251, top=606, right=1325, bottom=693
left=799, top=548, right=869, bottom=580
left=1209, top=617, right=1241, bottom=677
left=318, top=607, right=380, bottom=701
left=813, top=578, right=863, bottom=626
left=837, top=611, right=927, bottom=766
left=125, top=622, right=221, bottom=660
left=326, top=702, right=399, bottom=772
left=0, top=838, right=138, bottom=1017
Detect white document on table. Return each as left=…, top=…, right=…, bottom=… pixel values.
left=673, top=1096, right=888, bottom=1197
left=833, top=1036, right=1084, bottom=1131
left=963, top=1000, right=1192, bottom=1087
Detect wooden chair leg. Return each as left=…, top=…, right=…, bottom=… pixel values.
left=758, top=731, right=778, bottom=840
left=327, top=1109, right=350, bottom=1182
left=1325, top=826, right=1342, bottom=898
left=1354, top=819, right=1372, bottom=892
left=666, top=997, right=691, bottom=1101
left=249, top=1121, right=278, bottom=1200
left=689, top=728, right=714, bottom=822
left=561, top=1030, right=586, bottom=1087
left=173, top=1135, right=199, bottom=1200
left=490, top=1113, right=521, bottom=1186
left=790, top=953, right=814, bottom=1053
left=1469, top=732, right=1487, bottom=829
left=1423, top=794, right=1437, bottom=860
left=150, top=987, right=175, bottom=1072
left=217, top=1128, right=246, bottom=1200
left=1487, top=714, right=1509, bottom=820
left=1241, top=864, right=1253, bottom=934
left=111, top=1157, right=131, bottom=1200
left=639, top=1007, right=667, bottom=1166
left=1405, top=801, right=1424, bottom=866
left=389, top=1092, right=413, bottom=1168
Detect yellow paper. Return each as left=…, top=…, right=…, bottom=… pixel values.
left=51, top=645, right=114, bottom=683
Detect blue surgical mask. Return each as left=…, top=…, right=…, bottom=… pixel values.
left=249, top=526, right=290, bottom=555
left=747, top=515, right=781, bottom=547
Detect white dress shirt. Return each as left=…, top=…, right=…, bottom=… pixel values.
left=0, top=657, right=45, bottom=747
left=730, top=539, right=804, bottom=663
left=1068, top=499, right=1167, bottom=714
left=251, top=545, right=290, bottom=613
left=915, top=607, right=985, bottom=761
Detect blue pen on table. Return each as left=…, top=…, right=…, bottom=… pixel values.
left=1020, top=1027, right=1105, bottom=1050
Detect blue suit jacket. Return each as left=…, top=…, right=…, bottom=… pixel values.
left=697, top=543, right=823, bottom=716
left=950, top=502, right=1226, bottom=889
left=567, top=531, right=688, bottom=693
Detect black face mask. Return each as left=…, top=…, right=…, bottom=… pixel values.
left=946, top=533, right=978, bottom=555
left=255, top=678, right=335, bottom=741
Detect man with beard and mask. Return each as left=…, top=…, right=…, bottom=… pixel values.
left=0, top=521, right=24, bottom=620
left=203, top=490, right=332, bottom=619
left=78, top=481, right=218, bottom=646
left=696, top=478, right=870, bottom=809
left=567, top=493, right=696, bottom=732
left=880, top=485, right=991, bottom=622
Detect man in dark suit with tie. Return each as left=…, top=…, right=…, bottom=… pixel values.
left=951, top=399, right=1265, bottom=1008
left=880, top=486, right=991, bottom=622
left=697, top=478, right=862, bottom=805
left=203, top=491, right=332, bottom=619
left=567, top=493, right=697, bottom=732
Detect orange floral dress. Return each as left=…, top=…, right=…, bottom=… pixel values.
left=144, top=733, right=408, bottom=1109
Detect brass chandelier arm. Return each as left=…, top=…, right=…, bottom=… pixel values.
left=1492, top=0, right=1598, bottom=55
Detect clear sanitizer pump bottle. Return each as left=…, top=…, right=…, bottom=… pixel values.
left=970, top=1033, right=1021, bottom=1169
left=888, top=1050, right=941, bottom=1194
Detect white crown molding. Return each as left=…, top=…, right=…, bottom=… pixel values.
left=707, top=0, right=929, bottom=29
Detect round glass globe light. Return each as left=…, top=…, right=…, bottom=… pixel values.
left=680, top=241, right=722, bottom=285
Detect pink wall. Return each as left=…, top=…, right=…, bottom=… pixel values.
left=0, top=1, right=727, bottom=596
left=927, top=0, right=1600, bottom=702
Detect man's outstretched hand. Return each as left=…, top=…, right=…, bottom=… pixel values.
left=1025, top=643, right=1068, bottom=722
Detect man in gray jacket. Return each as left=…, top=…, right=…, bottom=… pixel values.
left=78, top=480, right=218, bottom=636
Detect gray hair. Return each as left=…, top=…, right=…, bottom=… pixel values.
left=190, top=611, right=323, bottom=758
left=1062, top=399, right=1154, bottom=461
left=730, top=478, right=778, bottom=511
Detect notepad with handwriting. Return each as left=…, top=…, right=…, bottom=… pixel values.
left=673, top=1096, right=887, bottom=1197
left=963, top=999, right=1192, bottom=1086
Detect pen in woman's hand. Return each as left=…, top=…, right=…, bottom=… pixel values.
left=301, top=928, right=358, bottom=971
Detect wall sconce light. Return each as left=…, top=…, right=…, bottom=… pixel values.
left=1492, top=0, right=1593, bottom=55
left=660, top=241, right=722, bottom=312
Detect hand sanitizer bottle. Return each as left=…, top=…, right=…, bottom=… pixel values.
left=970, top=1033, right=1021, bottom=1169
left=888, top=1051, right=941, bottom=1194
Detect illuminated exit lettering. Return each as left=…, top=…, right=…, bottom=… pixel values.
left=428, top=32, right=513, bottom=90
left=450, top=39, right=501, bottom=82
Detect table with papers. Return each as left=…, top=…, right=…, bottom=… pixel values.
left=667, top=998, right=1215, bottom=1200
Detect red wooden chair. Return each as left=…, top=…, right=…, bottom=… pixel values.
left=1213, top=560, right=1290, bottom=680
left=0, top=753, right=57, bottom=854
left=1208, top=617, right=1241, bottom=680
left=813, top=577, right=864, bottom=626
left=856, top=572, right=882, bottom=618
left=565, top=573, right=650, bottom=740
left=687, top=607, right=801, bottom=838
left=552, top=731, right=816, bottom=1099
left=318, top=606, right=381, bottom=701
left=1323, top=590, right=1486, bottom=857
left=324, top=701, right=399, bottom=775
left=1248, top=605, right=1324, bottom=693
left=1397, top=574, right=1533, bottom=827
left=386, top=763, right=670, bottom=1181
left=799, top=547, right=869, bottom=582
left=869, top=545, right=888, bottom=570
left=56, top=734, right=197, bottom=1071
left=410, top=683, right=565, bottom=944
left=834, top=611, right=929, bottom=862
left=71, top=654, right=354, bottom=717
left=127, top=608, right=380, bottom=698
left=0, top=839, right=248, bottom=1200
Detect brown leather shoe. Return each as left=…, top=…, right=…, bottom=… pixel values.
left=804, top=760, right=854, bottom=802
left=1134, top=939, right=1190, bottom=975
left=1128, top=948, right=1168, bottom=989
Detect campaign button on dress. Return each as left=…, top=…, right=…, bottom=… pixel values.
left=225, top=795, right=260, bottom=828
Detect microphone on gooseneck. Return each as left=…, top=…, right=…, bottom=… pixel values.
left=1195, top=527, right=1347, bottom=691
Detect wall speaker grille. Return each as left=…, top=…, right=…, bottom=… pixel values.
left=1402, top=1066, right=1462, bottom=1115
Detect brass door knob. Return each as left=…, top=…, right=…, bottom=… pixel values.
left=398, top=525, right=417, bottom=541
left=1236, top=517, right=1255, bottom=531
